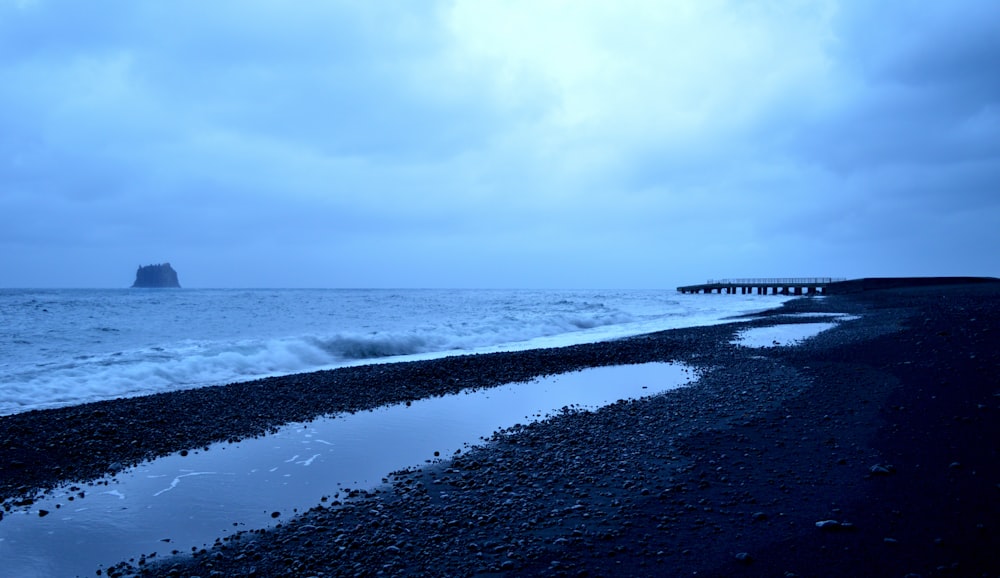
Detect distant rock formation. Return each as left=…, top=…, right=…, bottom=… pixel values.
left=132, top=263, right=181, bottom=288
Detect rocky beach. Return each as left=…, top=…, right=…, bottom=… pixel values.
left=2, top=282, right=998, bottom=577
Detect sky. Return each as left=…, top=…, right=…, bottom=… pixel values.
left=1, top=1, right=998, bottom=289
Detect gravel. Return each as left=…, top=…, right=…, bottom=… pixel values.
left=2, top=283, right=998, bottom=577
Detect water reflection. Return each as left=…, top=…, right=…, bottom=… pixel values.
left=0, top=362, right=691, bottom=577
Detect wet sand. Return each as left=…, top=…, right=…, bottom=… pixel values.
left=2, top=282, right=998, bottom=577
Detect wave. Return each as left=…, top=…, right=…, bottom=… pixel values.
left=0, top=290, right=792, bottom=416
left=0, top=309, right=643, bottom=415
left=308, top=333, right=442, bottom=360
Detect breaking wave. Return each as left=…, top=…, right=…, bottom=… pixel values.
left=0, top=288, right=788, bottom=415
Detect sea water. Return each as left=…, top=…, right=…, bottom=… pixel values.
left=0, top=288, right=791, bottom=415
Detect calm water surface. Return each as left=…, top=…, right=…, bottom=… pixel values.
left=0, top=362, right=692, bottom=577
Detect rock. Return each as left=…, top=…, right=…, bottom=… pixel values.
left=131, top=263, right=181, bottom=288
left=6, top=282, right=999, bottom=578
left=869, top=464, right=894, bottom=475
left=816, top=519, right=855, bottom=531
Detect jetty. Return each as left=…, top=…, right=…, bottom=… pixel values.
left=676, top=278, right=846, bottom=296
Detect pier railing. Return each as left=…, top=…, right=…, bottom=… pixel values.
left=677, top=277, right=848, bottom=295
left=705, top=278, right=846, bottom=285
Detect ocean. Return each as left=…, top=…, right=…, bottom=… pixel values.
left=0, top=288, right=789, bottom=416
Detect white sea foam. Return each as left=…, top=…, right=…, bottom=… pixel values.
left=0, top=288, right=791, bottom=415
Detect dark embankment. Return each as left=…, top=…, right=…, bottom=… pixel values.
left=825, top=275, right=999, bottom=294
left=2, top=279, right=998, bottom=577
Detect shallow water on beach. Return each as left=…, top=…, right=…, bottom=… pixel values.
left=731, top=314, right=860, bottom=347
left=0, top=362, right=692, bottom=578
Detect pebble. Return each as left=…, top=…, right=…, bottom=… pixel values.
left=4, top=286, right=996, bottom=578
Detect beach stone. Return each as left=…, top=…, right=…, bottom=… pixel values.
left=735, top=552, right=754, bottom=564
left=4, top=282, right=999, bottom=578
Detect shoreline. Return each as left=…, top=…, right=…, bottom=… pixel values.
left=0, top=288, right=779, bottom=419
left=2, top=283, right=998, bottom=576
left=0, top=296, right=799, bottom=505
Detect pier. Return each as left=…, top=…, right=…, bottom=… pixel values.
left=676, top=278, right=846, bottom=296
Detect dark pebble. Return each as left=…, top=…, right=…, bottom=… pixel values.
left=3, top=283, right=998, bottom=578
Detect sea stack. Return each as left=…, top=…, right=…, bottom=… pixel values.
left=131, top=263, right=181, bottom=288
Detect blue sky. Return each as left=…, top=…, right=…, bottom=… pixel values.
left=2, top=1, right=998, bottom=288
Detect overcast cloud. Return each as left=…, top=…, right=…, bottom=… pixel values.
left=1, top=0, right=997, bottom=288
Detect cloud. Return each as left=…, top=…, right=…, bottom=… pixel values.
left=1, top=1, right=997, bottom=287
left=794, top=1, right=1000, bottom=170
left=445, top=1, right=838, bottom=170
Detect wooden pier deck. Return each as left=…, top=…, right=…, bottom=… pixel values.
left=676, top=278, right=846, bottom=296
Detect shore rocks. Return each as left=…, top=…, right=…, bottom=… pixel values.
left=3, top=283, right=999, bottom=577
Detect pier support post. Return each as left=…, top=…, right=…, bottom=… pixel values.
left=677, top=279, right=837, bottom=297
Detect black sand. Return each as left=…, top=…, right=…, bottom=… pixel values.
left=2, top=282, right=998, bottom=577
